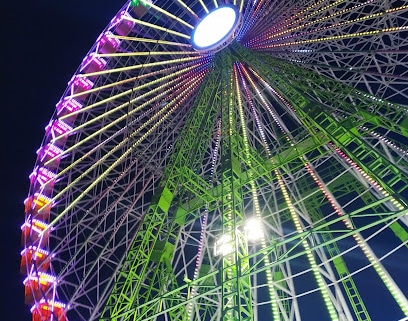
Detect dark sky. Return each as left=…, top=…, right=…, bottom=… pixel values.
left=1, top=1, right=119, bottom=320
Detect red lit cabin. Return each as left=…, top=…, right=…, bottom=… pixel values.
left=24, top=273, right=56, bottom=305
left=31, top=300, right=67, bottom=321
left=24, top=193, right=52, bottom=220
left=21, top=219, right=50, bottom=248
left=36, top=144, right=63, bottom=170
left=80, top=53, right=107, bottom=81
left=113, top=11, right=135, bottom=36
left=132, top=0, right=150, bottom=18
left=97, top=31, right=121, bottom=54
left=45, top=120, right=72, bottom=147
left=20, top=246, right=50, bottom=275
left=56, top=98, right=83, bottom=125
left=29, top=167, right=56, bottom=196
left=68, top=75, right=94, bottom=102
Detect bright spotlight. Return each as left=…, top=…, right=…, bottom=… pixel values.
left=214, top=234, right=234, bottom=256
left=244, top=217, right=263, bottom=241
left=191, top=6, right=240, bottom=51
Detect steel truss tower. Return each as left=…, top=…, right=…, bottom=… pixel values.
left=98, top=44, right=408, bottom=321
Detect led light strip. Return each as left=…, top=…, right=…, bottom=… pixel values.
left=51, top=72, right=205, bottom=202
left=235, top=63, right=280, bottom=320
left=106, top=34, right=193, bottom=47
left=186, top=119, right=221, bottom=318
left=260, top=0, right=377, bottom=42
left=248, top=0, right=352, bottom=45
left=45, top=72, right=207, bottom=228
left=360, top=126, right=408, bottom=156
left=246, top=65, right=408, bottom=317
left=175, top=0, right=200, bottom=20
left=252, top=26, right=408, bottom=50
left=325, top=145, right=408, bottom=316
left=48, top=61, right=210, bottom=168
left=275, top=168, right=339, bottom=320
left=140, top=1, right=194, bottom=29
left=122, top=15, right=191, bottom=39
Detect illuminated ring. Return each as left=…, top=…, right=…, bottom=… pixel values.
left=191, top=5, right=242, bottom=52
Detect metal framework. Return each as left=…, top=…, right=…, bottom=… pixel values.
left=21, top=1, right=407, bottom=321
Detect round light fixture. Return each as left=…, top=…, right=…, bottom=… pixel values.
left=192, top=6, right=240, bottom=51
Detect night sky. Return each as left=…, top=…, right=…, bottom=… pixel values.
left=1, top=1, right=407, bottom=321
left=2, top=1, right=118, bottom=320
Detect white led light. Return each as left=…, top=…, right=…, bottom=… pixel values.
left=214, top=234, right=234, bottom=256
left=244, top=217, right=263, bottom=241
left=192, top=6, right=239, bottom=51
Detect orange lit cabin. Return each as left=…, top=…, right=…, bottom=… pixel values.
left=20, top=246, right=50, bottom=275
left=24, top=193, right=52, bottom=221
left=29, top=168, right=56, bottom=196
left=21, top=219, right=51, bottom=248
left=24, top=273, right=56, bottom=305
left=31, top=300, right=67, bottom=321
left=36, top=143, right=63, bottom=170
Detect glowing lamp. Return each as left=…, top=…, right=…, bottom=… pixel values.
left=31, top=299, right=67, bottom=321
left=214, top=234, right=234, bottom=256
left=20, top=246, right=50, bottom=275
left=244, top=217, right=263, bottom=241
left=36, top=143, right=63, bottom=169
left=97, top=31, right=121, bottom=54
left=24, top=273, right=56, bottom=305
left=192, top=6, right=240, bottom=51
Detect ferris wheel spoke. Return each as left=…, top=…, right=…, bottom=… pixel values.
left=48, top=63, right=208, bottom=168
left=239, top=62, right=370, bottom=319
left=97, top=50, right=201, bottom=57
left=107, top=34, right=193, bottom=47
left=56, top=104, right=201, bottom=314
left=58, top=61, right=201, bottom=111
left=123, top=15, right=191, bottom=39
left=197, top=0, right=209, bottom=14
left=250, top=26, right=408, bottom=50
left=144, top=1, right=194, bottom=29
left=174, top=0, right=200, bottom=20
left=48, top=75, right=206, bottom=227
left=252, top=0, right=393, bottom=45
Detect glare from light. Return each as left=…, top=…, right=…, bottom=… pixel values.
left=192, top=6, right=238, bottom=50
left=244, top=218, right=263, bottom=241
left=214, top=234, right=234, bottom=256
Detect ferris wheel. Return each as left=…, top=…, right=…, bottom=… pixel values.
left=21, top=1, right=408, bottom=321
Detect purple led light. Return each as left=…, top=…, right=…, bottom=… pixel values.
left=56, top=98, right=82, bottom=114
left=80, top=53, right=107, bottom=76
left=29, top=167, right=56, bottom=194
left=45, top=120, right=72, bottom=145
left=36, top=143, right=63, bottom=168
left=56, top=98, right=83, bottom=124
left=97, top=31, right=121, bottom=54
left=69, top=75, right=94, bottom=101
left=112, top=11, right=135, bottom=36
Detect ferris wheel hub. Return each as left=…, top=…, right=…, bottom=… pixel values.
left=191, top=5, right=241, bottom=52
